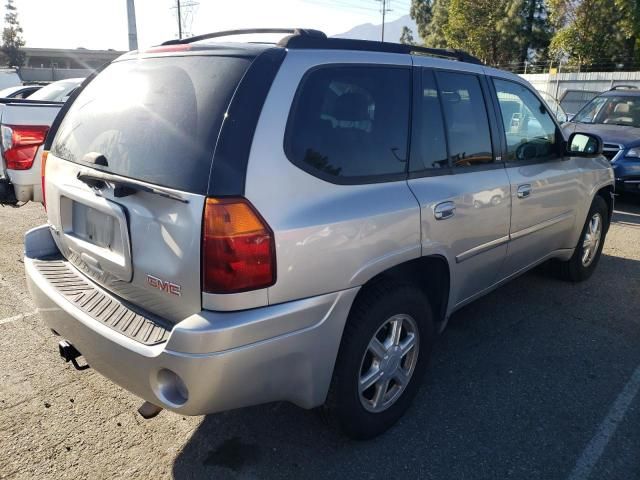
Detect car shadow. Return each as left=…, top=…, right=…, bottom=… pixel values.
left=172, top=253, right=640, bottom=480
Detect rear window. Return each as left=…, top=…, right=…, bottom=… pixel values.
left=51, top=55, right=253, bottom=193
left=29, top=80, right=82, bottom=102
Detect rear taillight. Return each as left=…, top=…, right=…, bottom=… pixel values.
left=202, top=197, right=276, bottom=294
left=1, top=124, right=49, bottom=170
left=41, top=150, right=48, bottom=209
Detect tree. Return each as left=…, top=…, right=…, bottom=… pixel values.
left=549, top=0, right=623, bottom=69
left=1, top=0, right=25, bottom=67
left=400, top=26, right=415, bottom=45
left=424, top=0, right=449, bottom=48
left=615, top=0, right=640, bottom=67
left=410, top=0, right=432, bottom=41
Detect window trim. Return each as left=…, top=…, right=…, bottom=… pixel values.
left=283, top=63, right=413, bottom=186
left=409, top=68, right=503, bottom=179
left=490, top=76, right=564, bottom=167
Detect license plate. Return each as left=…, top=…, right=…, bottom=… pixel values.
left=73, top=203, right=115, bottom=249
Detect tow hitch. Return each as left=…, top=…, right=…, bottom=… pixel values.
left=58, top=340, right=90, bottom=371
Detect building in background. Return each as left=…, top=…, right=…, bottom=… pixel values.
left=5, top=47, right=126, bottom=83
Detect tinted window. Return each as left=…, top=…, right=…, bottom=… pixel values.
left=494, top=78, right=559, bottom=162
left=51, top=56, right=252, bottom=193
left=411, top=69, right=449, bottom=171
left=285, top=66, right=410, bottom=181
left=436, top=71, right=493, bottom=167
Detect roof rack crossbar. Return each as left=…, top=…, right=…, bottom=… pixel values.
left=161, top=28, right=327, bottom=46
left=609, top=85, right=638, bottom=91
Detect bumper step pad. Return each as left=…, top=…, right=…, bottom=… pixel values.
left=33, top=258, right=171, bottom=346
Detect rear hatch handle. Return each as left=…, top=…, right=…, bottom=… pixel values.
left=76, top=170, right=189, bottom=204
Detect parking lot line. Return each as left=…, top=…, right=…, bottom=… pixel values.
left=567, top=364, right=640, bottom=480
left=0, top=310, right=38, bottom=326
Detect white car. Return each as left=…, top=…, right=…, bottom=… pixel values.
left=0, top=78, right=84, bottom=204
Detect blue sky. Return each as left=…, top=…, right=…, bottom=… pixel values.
left=10, top=0, right=411, bottom=51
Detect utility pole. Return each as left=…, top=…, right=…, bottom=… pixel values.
left=126, top=0, right=138, bottom=51
left=176, top=0, right=182, bottom=39
left=377, top=0, right=392, bottom=42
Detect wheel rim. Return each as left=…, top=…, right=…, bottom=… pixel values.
left=358, top=314, right=420, bottom=413
left=581, top=212, right=602, bottom=267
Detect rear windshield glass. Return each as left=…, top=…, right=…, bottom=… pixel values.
left=51, top=55, right=252, bottom=193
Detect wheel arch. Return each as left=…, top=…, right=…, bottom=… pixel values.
left=350, top=255, right=451, bottom=329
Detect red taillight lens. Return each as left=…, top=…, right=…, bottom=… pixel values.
left=41, top=150, right=48, bottom=209
left=1, top=124, right=49, bottom=170
left=202, top=197, right=276, bottom=294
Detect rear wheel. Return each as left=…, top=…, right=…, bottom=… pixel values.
left=556, top=196, right=608, bottom=282
left=324, top=281, right=434, bottom=439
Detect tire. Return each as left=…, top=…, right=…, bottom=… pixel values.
left=556, top=195, right=608, bottom=282
left=324, top=280, right=434, bottom=440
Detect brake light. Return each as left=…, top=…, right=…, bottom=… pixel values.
left=1, top=124, right=49, bottom=170
left=41, top=150, right=48, bottom=209
left=202, top=197, right=276, bottom=294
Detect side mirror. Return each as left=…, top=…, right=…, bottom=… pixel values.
left=567, top=132, right=603, bottom=157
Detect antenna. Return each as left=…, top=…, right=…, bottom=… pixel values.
left=170, top=0, right=199, bottom=39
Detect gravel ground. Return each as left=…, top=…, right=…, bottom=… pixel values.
left=0, top=198, right=639, bottom=480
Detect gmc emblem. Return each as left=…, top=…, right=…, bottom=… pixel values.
left=147, top=274, right=182, bottom=297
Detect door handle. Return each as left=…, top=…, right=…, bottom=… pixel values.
left=517, top=184, right=532, bottom=199
left=434, top=201, right=456, bottom=220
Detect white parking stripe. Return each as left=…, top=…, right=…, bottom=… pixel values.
left=567, top=364, right=640, bottom=480
left=0, top=310, right=38, bottom=326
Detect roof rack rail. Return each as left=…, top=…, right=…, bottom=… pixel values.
left=279, top=35, right=483, bottom=65
left=160, top=28, right=483, bottom=65
left=161, top=28, right=327, bottom=46
left=609, top=85, right=638, bottom=91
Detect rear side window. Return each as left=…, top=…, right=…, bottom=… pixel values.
left=436, top=71, right=493, bottom=167
left=51, top=55, right=253, bottom=193
left=410, top=69, right=448, bottom=171
left=285, top=66, right=411, bottom=183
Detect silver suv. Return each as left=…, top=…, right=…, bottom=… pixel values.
left=25, top=29, right=614, bottom=439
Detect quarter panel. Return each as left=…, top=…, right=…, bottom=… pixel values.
left=245, top=50, right=420, bottom=305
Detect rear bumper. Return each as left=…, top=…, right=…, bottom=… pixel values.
left=25, top=224, right=358, bottom=415
left=7, top=166, right=41, bottom=203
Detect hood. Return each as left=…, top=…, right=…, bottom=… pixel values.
left=562, top=122, right=640, bottom=147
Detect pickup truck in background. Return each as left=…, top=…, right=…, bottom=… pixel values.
left=0, top=78, right=84, bottom=205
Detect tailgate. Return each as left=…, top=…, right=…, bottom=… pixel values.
left=45, top=154, right=205, bottom=323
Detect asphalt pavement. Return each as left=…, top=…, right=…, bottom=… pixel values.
left=0, top=198, right=639, bottom=480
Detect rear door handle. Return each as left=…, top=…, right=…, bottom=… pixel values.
left=434, top=201, right=456, bottom=220
left=517, top=184, right=532, bottom=199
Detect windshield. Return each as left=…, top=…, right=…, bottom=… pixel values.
left=29, top=79, right=83, bottom=102
left=573, top=94, right=640, bottom=127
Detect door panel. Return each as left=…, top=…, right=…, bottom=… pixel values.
left=409, top=68, right=510, bottom=307
left=409, top=171, right=511, bottom=306
left=491, top=77, right=582, bottom=275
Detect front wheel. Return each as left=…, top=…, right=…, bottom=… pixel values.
left=324, top=281, right=434, bottom=439
left=557, top=196, right=608, bottom=282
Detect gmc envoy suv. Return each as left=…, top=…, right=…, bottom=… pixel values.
left=25, top=29, right=614, bottom=439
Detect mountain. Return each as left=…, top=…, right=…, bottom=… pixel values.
left=333, top=14, right=421, bottom=44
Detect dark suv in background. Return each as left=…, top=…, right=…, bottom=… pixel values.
left=563, top=86, right=640, bottom=197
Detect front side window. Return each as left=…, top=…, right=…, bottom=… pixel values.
left=494, top=78, right=559, bottom=162
left=285, top=66, right=411, bottom=182
left=435, top=71, right=494, bottom=168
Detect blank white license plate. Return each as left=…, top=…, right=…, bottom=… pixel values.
left=73, top=203, right=115, bottom=250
